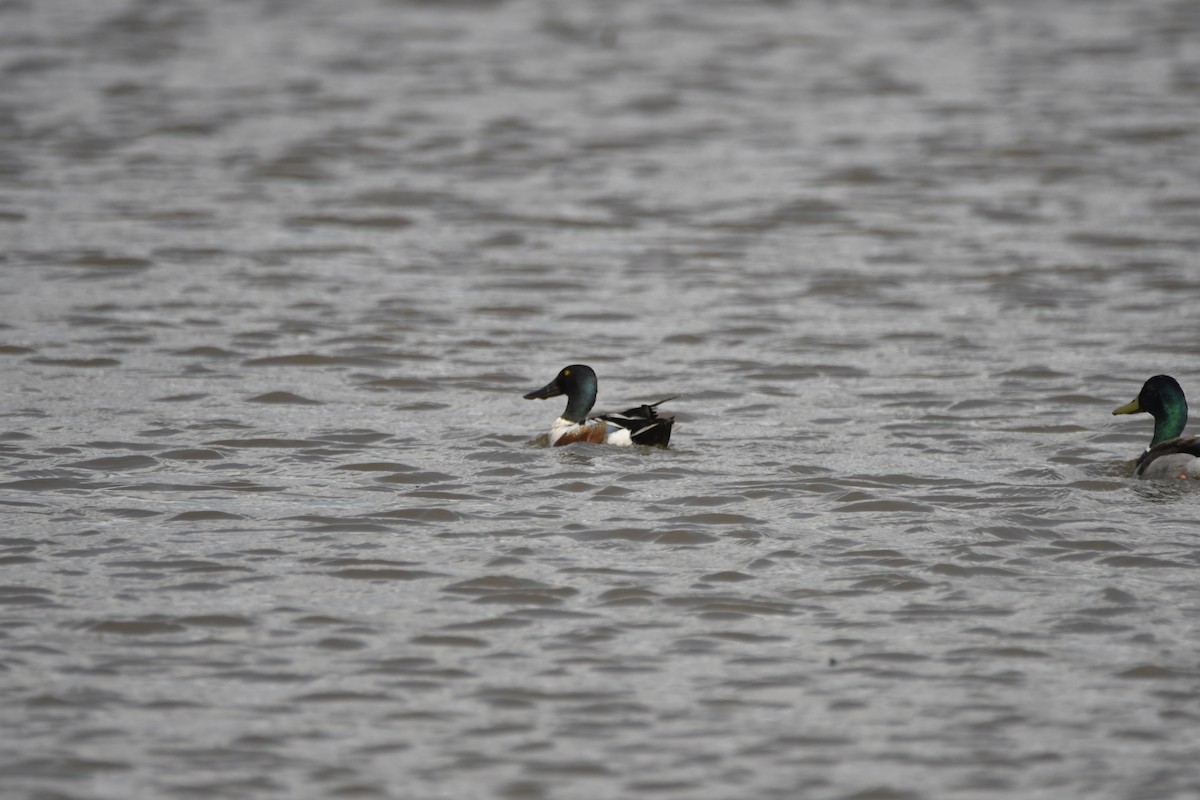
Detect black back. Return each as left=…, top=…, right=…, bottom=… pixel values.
left=600, top=397, right=675, bottom=447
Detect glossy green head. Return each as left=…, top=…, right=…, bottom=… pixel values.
left=1113, top=374, right=1188, bottom=447
left=523, top=364, right=599, bottom=422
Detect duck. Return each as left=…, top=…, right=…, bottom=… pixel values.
left=523, top=364, right=675, bottom=447
left=1112, top=374, right=1200, bottom=479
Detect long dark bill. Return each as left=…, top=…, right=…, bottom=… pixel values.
left=523, top=381, right=563, bottom=400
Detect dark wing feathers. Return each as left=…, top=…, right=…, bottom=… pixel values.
left=1136, top=435, right=1200, bottom=474
left=598, top=396, right=676, bottom=447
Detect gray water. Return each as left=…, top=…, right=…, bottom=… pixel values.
left=4, top=1, right=1200, bottom=798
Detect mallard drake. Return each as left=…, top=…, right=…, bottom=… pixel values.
left=1112, top=374, right=1200, bottom=479
left=523, top=364, right=675, bottom=447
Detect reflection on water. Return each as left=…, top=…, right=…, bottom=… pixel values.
left=3, top=0, right=1200, bottom=798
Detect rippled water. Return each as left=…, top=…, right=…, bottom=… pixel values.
left=4, top=0, right=1200, bottom=798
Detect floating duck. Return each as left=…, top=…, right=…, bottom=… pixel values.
left=1112, top=374, right=1200, bottom=479
left=523, top=364, right=675, bottom=447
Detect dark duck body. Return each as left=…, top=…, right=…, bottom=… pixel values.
left=1112, top=374, right=1200, bottom=479
left=523, top=364, right=675, bottom=447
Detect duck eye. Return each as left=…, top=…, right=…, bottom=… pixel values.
left=563, top=369, right=570, bottom=376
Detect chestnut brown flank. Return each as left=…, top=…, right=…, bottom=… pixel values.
left=554, top=420, right=608, bottom=446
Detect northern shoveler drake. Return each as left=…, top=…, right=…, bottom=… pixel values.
left=1113, top=374, right=1200, bottom=479
left=523, top=364, right=675, bottom=447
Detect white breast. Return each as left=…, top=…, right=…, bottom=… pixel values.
left=548, top=417, right=576, bottom=446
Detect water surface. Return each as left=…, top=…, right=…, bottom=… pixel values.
left=3, top=1, right=1200, bottom=798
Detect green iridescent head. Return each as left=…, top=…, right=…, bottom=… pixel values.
left=523, top=364, right=599, bottom=422
left=1113, top=374, right=1188, bottom=447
